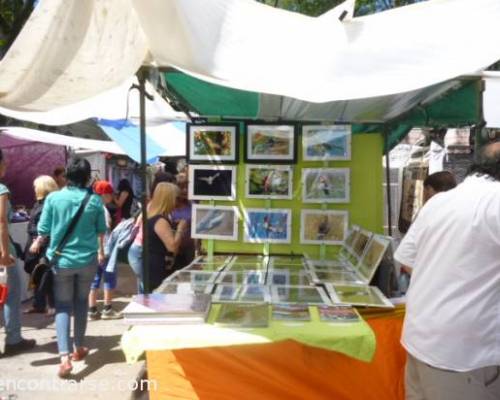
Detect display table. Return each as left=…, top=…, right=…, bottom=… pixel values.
left=144, top=307, right=406, bottom=400
left=121, top=305, right=376, bottom=364
left=9, top=221, right=30, bottom=301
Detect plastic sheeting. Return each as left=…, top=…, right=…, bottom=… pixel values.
left=0, top=135, right=66, bottom=208
left=1, top=0, right=500, bottom=112
left=97, top=119, right=187, bottom=163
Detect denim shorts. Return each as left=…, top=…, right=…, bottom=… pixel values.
left=90, top=264, right=117, bottom=290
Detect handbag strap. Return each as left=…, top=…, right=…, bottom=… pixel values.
left=51, top=191, right=92, bottom=263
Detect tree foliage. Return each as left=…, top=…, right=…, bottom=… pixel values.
left=257, top=0, right=426, bottom=17
left=0, top=0, right=35, bottom=56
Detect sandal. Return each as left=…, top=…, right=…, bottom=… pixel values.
left=71, top=347, right=89, bottom=362
left=58, top=360, right=73, bottom=378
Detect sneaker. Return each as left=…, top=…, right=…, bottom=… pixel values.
left=88, top=309, right=101, bottom=321
left=101, top=307, right=122, bottom=320
left=3, top=338, right=36, bottom=357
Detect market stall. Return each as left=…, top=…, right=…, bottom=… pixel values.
left=0, top=1, right=498, bottom=399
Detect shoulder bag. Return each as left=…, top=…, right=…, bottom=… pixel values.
left=31, top=191, right=92, bottom=295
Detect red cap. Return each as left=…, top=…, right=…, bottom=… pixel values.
left=93, top=180, right=114, bottom=195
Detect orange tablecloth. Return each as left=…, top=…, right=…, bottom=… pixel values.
left=147, top=312, right=406, bottom=400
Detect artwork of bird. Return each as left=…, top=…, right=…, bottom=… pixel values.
left=198, top=172, right=221, bottom=185
left=316, top=217, right=331, bottom=240
left=196, top=210, right=225, bottom=233
left=317, top=175, right=331, bottom=196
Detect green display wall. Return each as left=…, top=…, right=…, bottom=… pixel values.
left=200, top=132, right=384, bottom=258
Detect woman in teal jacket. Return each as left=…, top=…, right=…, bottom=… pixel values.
left=34, top=158, right=106, bottom=378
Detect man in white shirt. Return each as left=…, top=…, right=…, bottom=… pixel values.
left=395, top=141, right=500, bottom=400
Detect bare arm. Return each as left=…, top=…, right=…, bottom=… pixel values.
left=115, top=191, right=129, bottom=208
left=154, top=218, right=187, bottom=254
left=0, top=195, right=14, bottom=267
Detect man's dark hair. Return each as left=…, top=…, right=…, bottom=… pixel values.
left=53, top=166, right=65, bottom=177
left=65, top=158, right=91, bottom=188
left=468, top=141, right=500, bottom=181
left=163, top=160, right=178, bottom=176
left=150, top=171, right=175, bottom=196
left=424, top=171, right=457, bottom=193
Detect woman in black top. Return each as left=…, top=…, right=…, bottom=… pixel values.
left=146, top=182, right=187, bottom=291
left=114, top=179, right=134, bottom=222
left=24, top=175, right=59, bottom=314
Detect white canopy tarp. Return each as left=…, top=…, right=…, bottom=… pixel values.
left=0, top=0, right=500, bottom=112
left=0, top=77, right=187, bottom=126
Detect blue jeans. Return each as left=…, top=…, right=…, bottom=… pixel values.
left=3, top=264, right=22, bottom=345
left=53, top=263, right=96, bottom=355
left=127, top=243, right=143, bottom=294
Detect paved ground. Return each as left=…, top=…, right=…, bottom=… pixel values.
left=0, top=264, right=147, bottom=400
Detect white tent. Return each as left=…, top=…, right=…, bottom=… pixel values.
left=0, top=0, right=499, bottom=112
left=483, top=71, right=500, bottom=128
left=0, top=77, right=187, bottom=126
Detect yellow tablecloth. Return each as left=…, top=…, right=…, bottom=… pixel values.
left=121, top=305, right=376, bottom=363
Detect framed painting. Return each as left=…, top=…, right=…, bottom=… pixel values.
left=188, top=165, right=237, bottom=201
left=191, top=204, right=239, bottom=241
left=187, top=123, right=239, bottom=164
left=302, top=125, right=351, bottom=161
left=243, top=208, right=292, bottom=244
left=244, top=123, right=297, bottom=163
left=245, top=165, right=293, bottom=199
left=302, top=168, right=350, bottom=203
left=300, top=209, right=348, bottom=245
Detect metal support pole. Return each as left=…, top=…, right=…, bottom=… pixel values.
left=384, top=129, right=393, bottom=237
left=138, top=70, right=150, bottom=293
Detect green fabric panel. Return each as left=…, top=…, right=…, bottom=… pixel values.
left=121, top=305, right=376, bottom=363
left=402, top=80, right=481, bottom=127
left=165, top=72, right=259, bottom=118
left=209, top=130, right=384, bottom=258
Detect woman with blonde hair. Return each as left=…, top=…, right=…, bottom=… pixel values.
left=24, top=175, right=59, bottom=314
left=146, top=182, right=187, bottom=291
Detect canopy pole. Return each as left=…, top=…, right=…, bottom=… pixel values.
left=384, top=128, right=393, bottom=237
left=138, top=69, right=150, bottom=294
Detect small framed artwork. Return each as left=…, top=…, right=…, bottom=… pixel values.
left=243, top=208, right=292, bottom=244
left=244, top=123, right=297, bottom=163
left=300, top=209, right=349, bottom=245
left=245, top=165, right=293, bottom=199
left=191, top=204, right=239, bottom=241
left=188, top=165, right=237, bottom=201
left=302, top=125, right=351, bottom=161
left=302, top=168, right=350, bottom=203
left=186, top=123, right=239, bottom=164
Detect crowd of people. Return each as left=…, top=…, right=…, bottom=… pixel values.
left=0, top=154, right=195, bottom=378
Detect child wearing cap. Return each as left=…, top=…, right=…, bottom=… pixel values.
left=88, top=180, right=122, bottom=320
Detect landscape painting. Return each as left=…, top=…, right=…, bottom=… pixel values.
left=302, top=125, right=351, bottom=161
left=245, top=124, right=296, bottom=163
